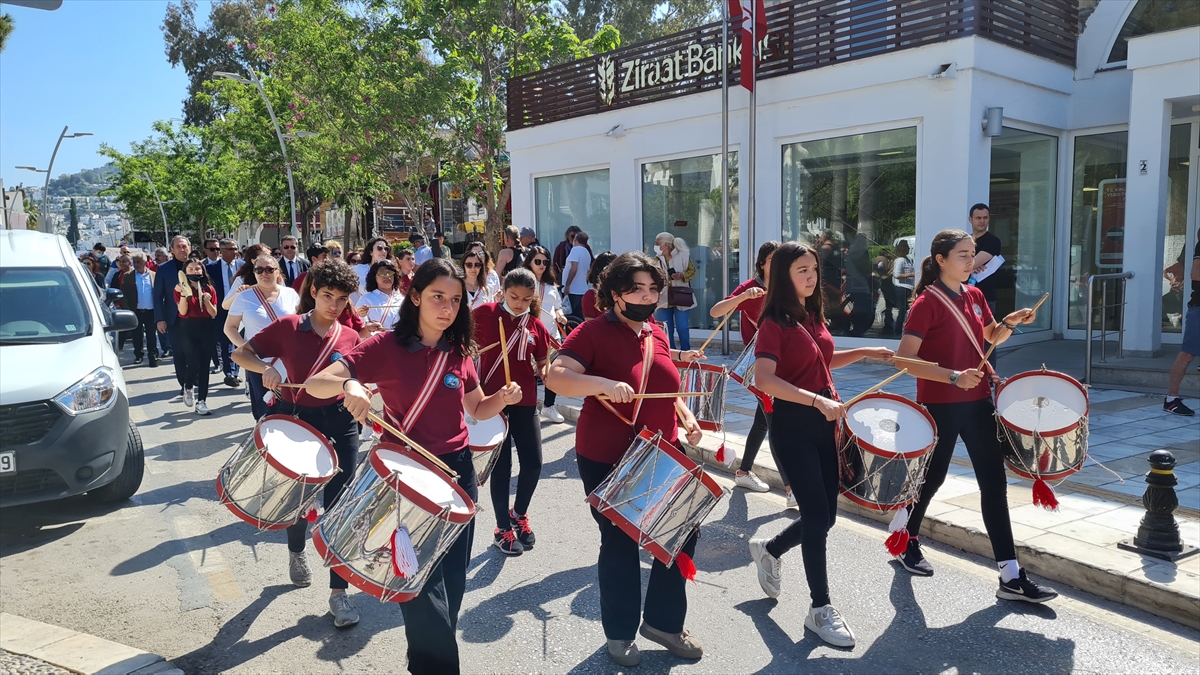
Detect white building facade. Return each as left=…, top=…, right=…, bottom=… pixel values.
left=507, top=0, right=1199, bottom=356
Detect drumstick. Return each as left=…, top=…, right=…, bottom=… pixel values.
left=498, top=318, right=512, bottom=387
left=696, top=309, right=735, bottom=354
left=597, top=391, right=712, bottom=401
left=842, top=369, right=909, bottom=408
left=891, top=355, right=939, bottom=369
left=365, top=411, right=458, bottom=478
left=977, top=293, right=1050, bottom=370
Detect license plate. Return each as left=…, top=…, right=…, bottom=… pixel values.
left=0, top=451, right=14, bottom=475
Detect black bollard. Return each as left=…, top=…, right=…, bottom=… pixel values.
left=1118, top=450, right=1199, bottom=562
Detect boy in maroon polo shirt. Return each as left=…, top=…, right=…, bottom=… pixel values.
left=307, top=258, right=519, bottom=675
left=895, top=230, right=1056, bottom=604
left=472, top=268, right=552, bottom=555
left=231, top=260, right=364, bottom=628
left=546, top=251, right=706, bottom=668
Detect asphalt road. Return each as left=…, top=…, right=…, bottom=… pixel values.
left=1, top=361, right=1198, bottom=674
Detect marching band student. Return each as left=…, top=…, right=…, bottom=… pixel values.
left=298, top=272, right=380, bottom=338
left=546, top=251, right=706, bottom=668
left=224, top=255, right=299, bottom=420
left=307, top=258, right=521, bottom=675
left=472, top=268, right=552, bottom=555
left=522, top=245, right=570, bottom=423
left=175, top=258, right=219, bottom=415
left=746, top=242, right=892, bottom=648
left=395, top=247, right=416, bottom=295
left=894, top=230, right=1056, bottom=602
left=462, top=249, right=494, bottom=311
left=582, top=250, right=617, bottom=320
left=709, top=241, right=785, bottom=499
left=230, top=261, right=364, bottom=628
left=354, top=258, right=404, bottom=332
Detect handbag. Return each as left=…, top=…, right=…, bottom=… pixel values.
left=668, top=284, right=694, bottom=307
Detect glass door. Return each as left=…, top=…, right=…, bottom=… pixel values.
left=1161, top=121, right=1198, bottom=342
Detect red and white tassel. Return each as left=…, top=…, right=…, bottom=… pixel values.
left=371, top=421, right=383, bottom=435
left=760, top=394, right=774, bottom=414
left=675, top=552, right=697, bottom=584
left=304, top=507, right=319, bottom=523
left=1032, top=479, right=1059, bottom=511
left=884, top=506, right=911, bottom=556
left=715, top=443, right=735, bottom=468
left=263, top=390, right=276, bottom=406
left=391, top=526, right=418, bottom=579
left=1037, top=447, right=1052, bottom=473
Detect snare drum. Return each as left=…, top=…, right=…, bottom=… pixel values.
left=312, top=444, right=475, bottom=602
left=675, top=361, right=726, bottom=432
left=729, top=334, right=770, bottom=402
left=995, top=370, right=1089, bottom=481
left=587, top=428, right=724, bottom=566
left=217, top=415, right=339, bottom=530
left=466, top=411, right=508, bottom=486
left=838, top=393, right=936, bottom=511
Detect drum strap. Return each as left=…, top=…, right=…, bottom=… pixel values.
left=384, top=349, right=451, bottom=434
left=253, top=286, right=279, bottom=322
left=483, top=314, right=531, bottom=385
left=797, top=322, right=839, bottom=403
left=283, top=313, right=343, bottom=405
left=594, top=331, right=654, bottom=428
left=376, top=292, right=402, bottom=328
left=923, top=285, right=997, bottom=378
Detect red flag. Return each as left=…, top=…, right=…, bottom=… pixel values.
left=728, top=0, right=767, bottom=91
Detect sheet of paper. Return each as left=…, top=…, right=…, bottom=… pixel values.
left=974, top=254, right=1004, bottom=283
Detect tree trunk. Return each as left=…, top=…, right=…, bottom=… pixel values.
left=342, top=207, right=353, bottom=255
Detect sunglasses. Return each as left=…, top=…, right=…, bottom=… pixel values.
left=531, top=258, right=548, bottom=266
left=377, top=270, right=396, bottom=277
left=282, top=245, right=297, bottom=250
left=464, top=262, right=482, bottom=269
left=254, top=267, right=278, bottom=275
left=374, top=245, right=388, bottom=251
left=206, top=247, right=219, bottom=252
left=331, top=250, right=342, bottom=256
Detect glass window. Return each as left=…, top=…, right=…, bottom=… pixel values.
left=0, top=269, right=92, bottom=344
left=535, top=169, right=612, bottom=261
left=988, top=127, right=1057, bottom=333
left=1162, top=124, right=1193, bottom=333
left=1107, top=0, right=1200, bottom=64
left=640, top=153, right=739, bottom=330
left=781, top=127, right=916, bottom=338
left=1068, top=131, right=1128, bottom=331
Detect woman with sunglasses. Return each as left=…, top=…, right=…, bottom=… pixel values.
left=221, top=244, right=270, bottom=311
left=462, top=250, right=495, bottom=311
left=522, top=245, right=569, bottom=423
left=353, top=237, right=393, bottom=297
left=324, top=239, right=343, bottom=260
left=355, top=259, right=404, bottom=331
left=224, top=255, right=300, bottom=419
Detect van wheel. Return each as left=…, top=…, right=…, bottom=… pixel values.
left=88, top=421, right=145, bottom=503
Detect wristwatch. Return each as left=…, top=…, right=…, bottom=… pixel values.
left=948, top=371, right=960, bottom=386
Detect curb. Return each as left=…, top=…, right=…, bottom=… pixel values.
left=0, top=614, right=182, bottom=675
left=551, top=400, right=1200, bottom=630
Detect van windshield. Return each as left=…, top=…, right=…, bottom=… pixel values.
left=0, top=269, right=92, bottom=344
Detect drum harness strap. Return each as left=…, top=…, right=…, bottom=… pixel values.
left=382, top=349, right=451, bottom=437
left=593, top=330, right=654, bottom=428
left=481, top=313, right=531, bottom=386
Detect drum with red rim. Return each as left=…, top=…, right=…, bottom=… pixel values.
left=838, top=393, right=936, bottom=511
left=995, top=370, right=1089, bottom=481
left=675, top=360, right=726, bottom=432
left=466, top=411, right=508, bottom=486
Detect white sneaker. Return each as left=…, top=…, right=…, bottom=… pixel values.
left=195, top=400, right=211, bottom=416
left=785, top=488, right=797, bottom=510
left=182, top=387, right=194, bottom=408
left=748, top=537, right=782, bottom=599
left=540, top=406, right=565, bottom=424
left=805, top=604, right=856, bottom=647
left=328, top=592, right=360, bottom=628
left=735, top=471, right=769, bottom=492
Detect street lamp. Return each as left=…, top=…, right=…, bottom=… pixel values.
left=16, top=126, right=92, bottom=234
left=140, top=173, right=177, bottom=246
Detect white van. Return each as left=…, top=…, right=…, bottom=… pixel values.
left=0, top=230, right=144, bottom=507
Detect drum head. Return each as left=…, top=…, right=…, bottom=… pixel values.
left=845, top=394, right=936, bottom=458
left=466, top=412, right=507, bottom=447
left=258, top=416, right=337, bottom=480
left=373, top=447, right=473, bottom=520
left=996, top=372, right=1087, bottom=435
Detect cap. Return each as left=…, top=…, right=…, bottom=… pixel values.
left=519, top=227, right=536, bottom=238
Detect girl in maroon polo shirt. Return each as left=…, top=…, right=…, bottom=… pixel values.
left=709, top=241, right=785, bottom=499
left=747, top=242, right=892, bottom=649
left=173, top=258, right=219, bottom=415
left=472, top=268, right=552, bottom=555
left=546, top=251, right=706, bottom=668
left=894, top=230, right=1055, bottom=603
left=307, top=258, right=520, bottom=675
left=582, top=250, right=617, bottom=320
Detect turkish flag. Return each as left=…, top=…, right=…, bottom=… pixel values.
left=728, top=0, right=767, bottom=91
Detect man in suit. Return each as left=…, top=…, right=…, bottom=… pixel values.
left=207, top=238, right=244, bottom=387
left=154, top=235, right=193, bottom=395
left=278, top=235, right=309, bottom=287
left=123, top=252, right=158, bottom=366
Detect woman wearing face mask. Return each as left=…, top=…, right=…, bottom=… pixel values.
left=653, top=232, right=696, bottom=351
left=522, top=245, right=570, bottom=423
left=546, top=251, right=705, bottom=668
left=472, top=268, right=552, bottom=555
left=175, top=258, right=219, bottom=415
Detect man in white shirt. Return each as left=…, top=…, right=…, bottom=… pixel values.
left=411, top=233, right=433, bottom=265
left=124, top=252, right=158, bottom=366
left=563, top=231, right=592, bottom=319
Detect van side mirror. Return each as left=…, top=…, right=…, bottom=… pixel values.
left=106, top=287, right=124, bottom=303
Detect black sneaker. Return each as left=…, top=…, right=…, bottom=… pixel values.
left=1164, top=398, right=1196, bottom=416
left=494, top=528, right=524, bottom=556
left=224, top=375, right=241, bottom=388
left=996, top=569, right=1058, bottom=603
left=510, top=509, right=536, bottom=550
left=896, top=538, right=933, bottom=576
left=149, top=357, right=159, bottom=368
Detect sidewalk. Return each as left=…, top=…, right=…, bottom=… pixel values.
left=0, top=614, right=181, bottom=675
left=550, top=346, right=1200, bottom=629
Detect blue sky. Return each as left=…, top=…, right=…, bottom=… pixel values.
left=1, top=0, right=192, bottom=191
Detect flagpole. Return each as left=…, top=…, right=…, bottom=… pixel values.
left=720, top=1, right=730, bottom=356
left=747, top=0, right=757, bottom=287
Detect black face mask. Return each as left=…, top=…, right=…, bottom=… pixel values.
left=187, top=274, right=205, bottom=283
left=618, top=298, right=657, bottom=323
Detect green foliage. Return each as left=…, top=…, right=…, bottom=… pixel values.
left=0, top=12, right=13, bottom=53
left=391, top=241, right=413, bottom=257
left=48, top=166, right=116, bottom=197
left=553, top=0, right=718, bottom=47
left=23, top=194, right=38, bottom=232
left=67, top=198, right=80, bottom=245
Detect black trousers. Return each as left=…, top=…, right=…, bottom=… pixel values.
left=398, top=447, right=477, bottom=675
left=247, top=371, right=270, bottom=421
left=166, top=320, right=187, bottom=389
left=908, top=397, right=1016, bottom=562
left=278, top=401, right=362, bottom=589
left=577, top=453, right=697, bottom=640
left=490, top=405, right=543, bottom=529
left=765, top=399, right=838, bottom=608
left=132, top=309, right=158, bottom=359
left=539, top=377, right=557, bottom=407
left=178, top=318, right=214, bottom=400
left=214, top=311, right=239, bottom=378
left=737, top=401, right=789, bottom=485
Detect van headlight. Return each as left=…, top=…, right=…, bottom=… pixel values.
left=54, top=367, right=118, bottom=415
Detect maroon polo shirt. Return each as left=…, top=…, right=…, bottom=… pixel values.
left=582, top=288, right=599, bottom=319
left=558, top=310, right=680, bottom=465
left=904, top=281, right=994, bottom=404
left=472, top=302, right=550, bottom=407
left=755, top=315, right=834, bottom=394
left=174, top=287, right=218, bottom=319
left=727, top=277, right=765, bottom=343
left=249, top=313, right=361, bottom=407
left=340, top=332, right=480, bottom=456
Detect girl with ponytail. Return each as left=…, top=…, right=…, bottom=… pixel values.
left=892, top=229, right=1057, bottom=604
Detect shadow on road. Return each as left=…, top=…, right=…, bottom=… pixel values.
left=697, top=488, right=798, bottom=574
left=0, top=495, right=128, bottom=558
left=459, top=565, right=596, bottom=645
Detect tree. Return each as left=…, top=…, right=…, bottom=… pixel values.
left=0, top=12, right=13, bottom=53
left=67, top=198, right=80, bottom=245
left=553, top=0, right=718, bottom=47
left=23, top=194, right=38, bottom=232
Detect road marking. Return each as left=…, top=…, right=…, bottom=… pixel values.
left=172, top=515, right=242, bottom=603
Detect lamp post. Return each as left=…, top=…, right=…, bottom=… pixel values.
left=140, top=172, right=178, bottom=246
left=16, top=126, right=93, bottom=234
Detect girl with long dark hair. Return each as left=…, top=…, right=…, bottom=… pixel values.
left=462, top=249, right=495, bottom=311
left=582, top=250, right=617, bottom=320
left=354, top=258, right=404, bottom=331
left=175, top=258, right=219, bottom=415
left=746, top=242, right=892, bottom=648
left=522, top=244, right=570, bottom=423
